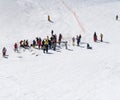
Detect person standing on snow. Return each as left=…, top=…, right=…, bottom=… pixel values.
left=72, top=37, right=75, bottom=46
left=42, top=40, right=46, bottom=53
left=116, top=15, right=119, bottom=21
left=51, top=30, right=54, bottom=35
left=100, top=33, right=103, bottom=42
left=2, top=47, right=7, bottom=57
left=58, top=33, right=62, bottom=45
left=65, top=41, right=68, bottom=49
left=79, top=34, right=81, bottom=43
left=37, top=38, right=41, bottom=49
left=76, top=35, right=81, bottom=46
left=93, top=32, right=97, bottom=42
left=14, top=43, right=18, bottom=52
left=48, top=15, right=51, bottom=21
left=44, top=39, right=49, bottom=53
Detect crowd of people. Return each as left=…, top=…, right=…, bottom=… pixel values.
left=3, top=13, right=118, bottom=58
left=15, top=30, right=63, bottom=54
left=1, top=30, right=104, bottom=58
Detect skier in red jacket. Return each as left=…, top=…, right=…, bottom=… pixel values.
left=93, top=32, right=97, bottom=42
left=14, top=43, right=18, bottom=52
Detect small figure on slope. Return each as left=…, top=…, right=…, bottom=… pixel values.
left=76, top=34, right=81, bottom=46
left=87, top=43, right=92, bottom=49
left=72, top=37, right=75, bottom=46
left=116, top=15, right=119, bottom=21
left=58, top=33, right=62, bottom=45
left=2, top=47, right=7, bottom=57
left=93, top=32, right=97, bottom=42
left=100, top=33, right=103, bottom=42
left=14, top=43, right=18, bottom=52
left=48, top=15, right=51, bottom=21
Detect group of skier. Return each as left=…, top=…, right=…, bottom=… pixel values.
left=1, top=30, right=104, bottom=57
left=72, top=34, right=81, bottom=46
left=93, top=32, right=103, bottom=42
left=71, top=32, right=103, bottom=49
left=12, top=30, right=63, bottom=54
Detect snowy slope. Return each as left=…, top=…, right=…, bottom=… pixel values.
left=0, top=0, right=120, bottom=100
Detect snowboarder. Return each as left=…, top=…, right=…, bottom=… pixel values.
left=2, top=47, right=7, bottom=57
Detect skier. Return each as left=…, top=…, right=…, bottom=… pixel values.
left=65, top=41, right=68, bottom=49
left=76, top=35, right=80, bottom=46
left=41, top=40, right=45, bottom=53
left=72, top=37, right=75, bottom=46
left=20, top=40, right=23, bottom=47
left=116, top=15, right=118, bottom=21
left=51, top=30, right=54, bottom=35
left=2, top=47, right=7, bottom=57
left=93, top=32, right=97, bottom=42
left=32, top=40, right=36, bottom=48
left=37, top=38, right=41, bottom=49
left=51, top=34, right=57, bottom=50
left=25, top=40, right=29, bottom=47
left=79, top=34, right=81, bottom=43
left=100, top=33, right=103, bottom=42
left=14, top=43, right=18, bottom=52
left=58, top=33, right=62, bottom=45
left=48, top=39, right=52, bottom=49
left=48, top=15, right=50, bottom=21
left=44, top=39, right=49, bottom=53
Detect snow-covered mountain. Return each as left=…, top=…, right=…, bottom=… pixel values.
left=0, top=0, right=119, bottom=35
left=0, top=0, right=120, bottom=100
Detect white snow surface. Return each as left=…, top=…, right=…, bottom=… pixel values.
left=0, top=0, right=120, bottom=100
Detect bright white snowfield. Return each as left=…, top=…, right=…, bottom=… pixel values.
left=0, top=0, right=120, bottom=100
